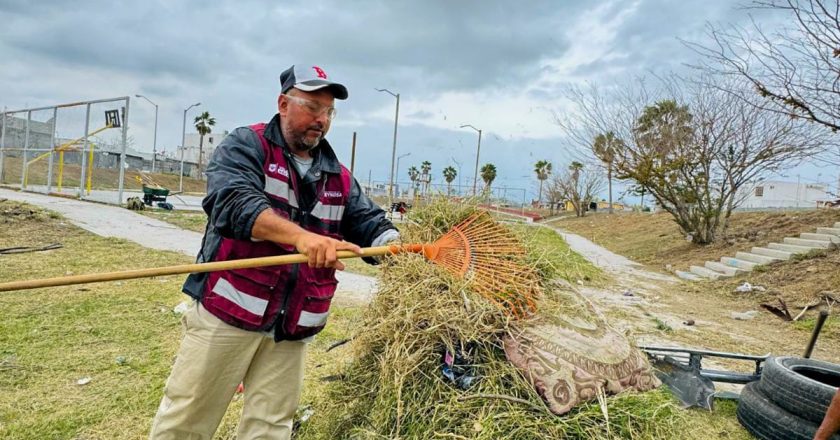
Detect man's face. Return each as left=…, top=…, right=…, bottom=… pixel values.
left=278, top=89, right=336, bottom=153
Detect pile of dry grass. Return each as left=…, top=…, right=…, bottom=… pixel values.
left=298, top=199, right=685, bottom=439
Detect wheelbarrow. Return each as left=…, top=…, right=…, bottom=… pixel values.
left=141, top=184, right=172, bottom=209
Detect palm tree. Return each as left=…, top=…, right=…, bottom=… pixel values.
left=408, top=166, right=420, bottom=195
left=480, top=163, right=497, bottom=196
left=420, top=160, right=432, bottom=195
left=442, top=166, right=457, bottom=195
left=593, top=132, right=622, bottom=214
left=193, top=111, right=216, bottom=178
left=534, top=160, right=552, bottom=205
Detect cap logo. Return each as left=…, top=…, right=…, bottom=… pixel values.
left=312, top=66, right=328, bottom=79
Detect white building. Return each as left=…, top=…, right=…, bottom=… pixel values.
left=739, top=180, right=834, bottom=209
left=179, top=131, right=229, bottom=166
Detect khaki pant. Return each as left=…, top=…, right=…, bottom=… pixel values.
left=150, top=302, right=306, bottom=440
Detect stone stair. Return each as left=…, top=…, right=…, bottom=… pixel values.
left=678, top=222, right=839, bottom=281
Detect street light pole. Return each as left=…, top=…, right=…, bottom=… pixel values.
left=376, top=88, right=400, bottom=204
left=179, top=102, right=201, bottom=192
left=396, top=152, right=411, bottom=199
left=451, top=157, right=462, bottom=196
left=135, top=94, right=158, bottom=173
left=460, top=124, right=482, bottom=196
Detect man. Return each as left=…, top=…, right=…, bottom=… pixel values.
left=815, top=388, right=840, bottom=440
left=150, top=64, right=398, bottom=439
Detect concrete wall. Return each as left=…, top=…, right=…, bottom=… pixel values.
left=739, top=180, right=832, bottom=209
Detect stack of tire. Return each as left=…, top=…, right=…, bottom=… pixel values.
left=738, top=356, right=840, bottom=440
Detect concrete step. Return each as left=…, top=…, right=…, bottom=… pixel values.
left=768, top=242, right=818, bottom=254
left=676, top=270, right=703, bottom=281
left=721, top=256, right=758, bottom=271
left=690, top=265, right=724, bottom=280
left=735, top=251, right=778, bottom=264
left=752, top=247, right=792, bottom=260
left=705, top=261, right=743, bottom=277
left=816, top=227, right=840, bottom=236
left=784, top=237, right=832, bottom=248
left=801, top=232, right=840, bottom=244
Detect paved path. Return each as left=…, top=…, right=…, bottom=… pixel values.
left=553, top=228, right=675, bottom=283
left=0, top=188, right=378, bottom=300
left=14, top=185, right=205, bottom=211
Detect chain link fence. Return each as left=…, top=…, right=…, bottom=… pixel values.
left=1, top=97, right=131, bottom=205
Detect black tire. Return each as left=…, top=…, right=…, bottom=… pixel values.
left=759, top=356, right=840, bottom=424
left=737, top=382, right=839, bottom=440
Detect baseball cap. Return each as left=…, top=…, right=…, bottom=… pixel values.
left=279, top=64, right=348, bottom=100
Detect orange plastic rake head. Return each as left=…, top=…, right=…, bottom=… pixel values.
left=390, top=212, right=540, bottom=319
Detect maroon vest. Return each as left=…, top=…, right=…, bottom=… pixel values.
left=201, top=123, right=352, bottom=340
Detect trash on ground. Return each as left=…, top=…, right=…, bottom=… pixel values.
left=730, top=310, right=758, bottom=321
left=77, top=377, right=92, bottom=386
left=735, top=282, right=766, bottom=293
left=173, top=301, right=190, bottom=314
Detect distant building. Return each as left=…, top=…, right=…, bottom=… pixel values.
left=739, top=180, right=833, bottom=209
left=179, top=131, right=229, bottom=167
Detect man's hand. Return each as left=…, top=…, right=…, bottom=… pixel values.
left=293, top=230, right=362, bottom=270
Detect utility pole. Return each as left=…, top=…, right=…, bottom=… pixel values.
left=376, top=88, right=400, bottom=205
left=459, top=124, right=482, bottom=196
left=179, top=102, right=201, bottom=192
left=135, top=94, right=158, bottom=173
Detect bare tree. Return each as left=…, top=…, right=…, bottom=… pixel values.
left=687, top=0, right=840, bottom=165
left=558, top=75, right=825, bottom=243
left=550, top=161, right=604, bottom=217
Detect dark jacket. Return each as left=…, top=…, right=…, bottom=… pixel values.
left=183, top=113, right=395, bottom=299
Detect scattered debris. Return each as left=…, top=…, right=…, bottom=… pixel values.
left=730, top=311, right=759, bottom=321
left=173, top=301, right=190, bottom=314
left=622, top=289, right=634, bottom=297
left=760, top=298, right=793, bottom=321
left=326, top=338, right=352, bottom=352
left=126, top=197, right=145, bottom=211
left=0, top=243, right=63, bottom=255
left=115, top=356, right=127, bottom=366
left=735, top=282, right=766, bottom=293
left=683, top=319, right=695, bottom=326
left=77, top=377, right=92, bottom=386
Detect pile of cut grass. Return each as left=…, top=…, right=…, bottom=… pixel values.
left=297, top=198, right=690, bottom=439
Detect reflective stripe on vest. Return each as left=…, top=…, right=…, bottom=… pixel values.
left=265, top=175, right=299, bottom=208
left=211, top=277, right=269, bottom=317
left=311, top=201, right=345, bottom=222
left=298, top=310, right=330, bottom=327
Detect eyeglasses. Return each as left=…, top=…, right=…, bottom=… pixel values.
left=283, top=94, right=337, bottom=119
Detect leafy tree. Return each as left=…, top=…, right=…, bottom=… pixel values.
left=533, top=160, right=552, bottom=205
left=592, top=132, right=622, bottom=213
left=193, top=111, right=216, bottom=178
left=442, top=166, right=457, bottom=195
left=479, top=163, right=497, bottom=195
left=559, top=75, right=824, bottom=243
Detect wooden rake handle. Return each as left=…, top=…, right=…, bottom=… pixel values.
left=0, top=244, right=427, bottom=293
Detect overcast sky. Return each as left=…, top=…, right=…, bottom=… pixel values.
left=1, top=0, right=831, bottom=201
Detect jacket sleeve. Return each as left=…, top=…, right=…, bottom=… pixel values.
left=341, top=177, right=397, bottom=251
left=202, top=127, right=271, bottom=241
